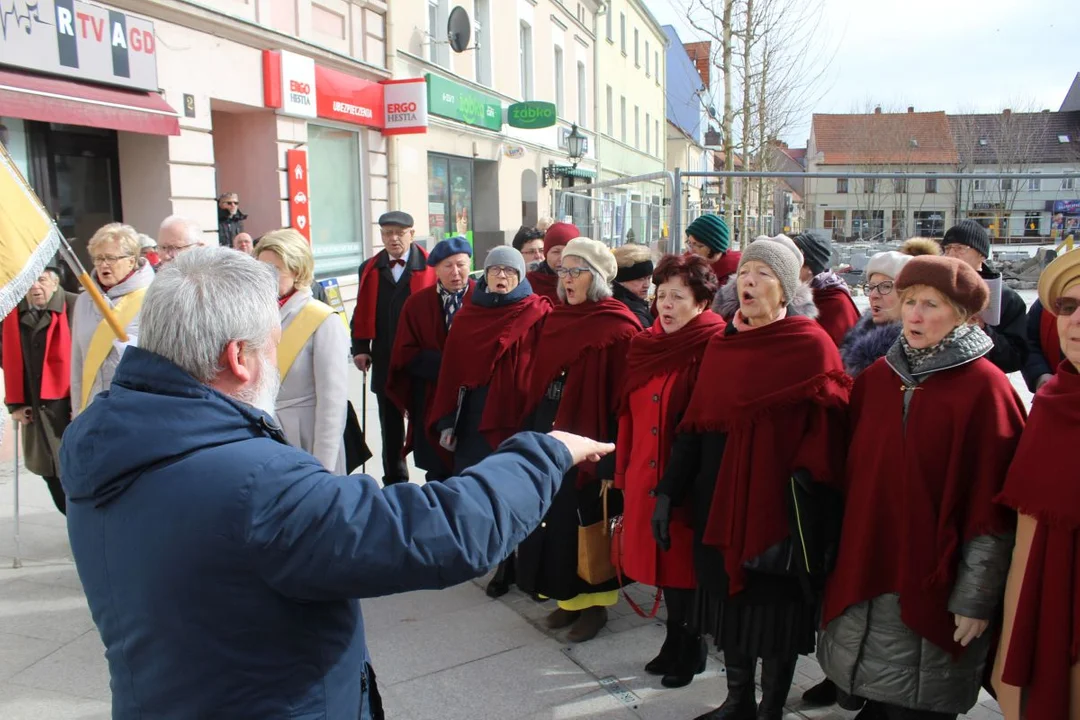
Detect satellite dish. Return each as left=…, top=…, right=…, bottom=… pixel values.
left=448, top=6, right=472, bottom=53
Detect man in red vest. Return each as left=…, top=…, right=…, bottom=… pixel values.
left=351, top=212, right=436, bottom=485
left=1, top=267, right=77, bottom=513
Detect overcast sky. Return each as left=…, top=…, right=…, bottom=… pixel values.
left=647, top=0, right=1078, bottom=148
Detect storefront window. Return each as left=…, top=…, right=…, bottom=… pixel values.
left=308, top=124, right=363, bottom=277
left=427, top=154, right=474, bottom=260
left=914, top=211, right=945, bottom=238
left=0, top=118, right=30, bottom=179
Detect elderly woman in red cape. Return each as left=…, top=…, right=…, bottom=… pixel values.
left=516, top=237, right=641, bottom=643
left=994, top=249, right=1080, bottom=720
left=614, top=254, right=724, bottom=689
left=429, top=246, right=553, bottom=598
left=652, top=236, right=850, bottom=720
left=819, top=256, right=1026, bottom=720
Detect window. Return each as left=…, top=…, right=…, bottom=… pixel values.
left=655, top=119, right=660, bottom=156
left=864, top=179, right=876, bottom=194
left=605, top=7, right=612, bottom=41
left=620, top=96, right=626, bottom=142
left=645, top=112, right=650, bottom=153
left=894, top=178, right=907, bottom=194
left=645, top=41, right=650, bottom=75
left=1001, top=177, right=1013, bottom=191
left=1059, top=134, right=1071, bottom=144
left=519, top=22, right=533, bottom=100
left=1028, top=174, right=1041, bottom=192
left=973, top=175, right=985, bottom=191
left=634, top=105, right=640, bottom=148
left=914, top=211, right=945, bottom=238
left=620, top=13, right=626, bottom=54
left=308, top=124, right=363, bottom=276
left=554, top=46, right=564, bottom=115
left=925, top=175, right=938, bottom=194
left=836, top=178, right=848, bottom=193
left=634, top=28, right=639, bottom=66
left=427, top=0, right=448, bottom=67
left=654, top=51, right=659, bottom=84
left=1064, top=176, right=1076, bottom=191
left=577, top=62, right=587, bottom=127
left=606, top=85, right=613, bottom=136
left=473, top=0, right=490, bottom=85
left=1024, top=212, right=1042, bottom=237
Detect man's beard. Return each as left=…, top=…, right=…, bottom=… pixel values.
left=235, top=352, right=280, bottom=417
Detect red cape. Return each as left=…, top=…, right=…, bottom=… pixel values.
left=352, top=246, right=436, bottom=341
left=526, top=268, right=560, bottom=303
left=678, top=315, right=851, bottom=595
left=997, top=361, right=1080, bottom=718
left=523, top=297, right=641, bottom=487
left=711, top=250, right=741, bottom=286
left=429, top=292, right=553, bottom=448
left=385, top=281, right=474, bottom=463
left=823, top=356, right=1025, bottom=656
left=813, top=285, right=860, bottom=347
left=2, top=300, right=71, bottom=404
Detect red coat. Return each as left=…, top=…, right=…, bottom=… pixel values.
left=814, top=285, right=860, bottom=347
left=615, top=373, right=696, bottom=589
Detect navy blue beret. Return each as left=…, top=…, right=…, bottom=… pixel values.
left=428, top=236, right=473, bottom=266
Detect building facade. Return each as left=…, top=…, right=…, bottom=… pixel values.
left=663, top=25, right=713, bottom=231
left=1, top=0, right=392, bottom=285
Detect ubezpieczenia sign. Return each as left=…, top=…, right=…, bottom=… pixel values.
left=507, top=101, right=557, bottom=129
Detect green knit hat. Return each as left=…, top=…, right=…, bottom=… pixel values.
left=686, top=214, right=730, bottom=254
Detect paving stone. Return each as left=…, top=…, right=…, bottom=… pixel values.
left=8, top=630, right=110, bottom=702
left=0, top=578, right=96, bottom=644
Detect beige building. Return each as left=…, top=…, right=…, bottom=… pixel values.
left=388, top=0, right=604, bottom=262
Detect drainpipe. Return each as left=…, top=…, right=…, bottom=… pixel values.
left=385, top=6, right=399, bottom=211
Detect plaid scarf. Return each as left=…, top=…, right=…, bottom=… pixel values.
left=899, top=323, right=977, bottom=373
left=437, top=283, right=467, bottom=329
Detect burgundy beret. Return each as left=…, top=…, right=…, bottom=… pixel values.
left=895, top=255, right=988, bottom=317
left=544, top=222, right=580, bottom=254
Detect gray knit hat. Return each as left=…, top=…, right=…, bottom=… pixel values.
left=485, top=245, right=526, bottom=281
left=740, top=238, right=802, bottom=306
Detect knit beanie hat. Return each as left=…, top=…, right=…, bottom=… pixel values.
left=485, top=245, right=527, bottom=281
left=686, top=214, right=731, bottom=254
left=562, top=238, right=618, bottom=284
left=769, top=234, right=804, bottom=267
left=942, top=220, right=990, bottom=258
left=544, top=222, right=580, bottom=254
left=865, top=251, right=913, bottom=281
left=895, top=256, right=989, bottom=317
left=740, top=238, right=802, bottom=306
left=1038, top=248, right=1080, bottom=315
left=792, top=231, right=832, bottom=276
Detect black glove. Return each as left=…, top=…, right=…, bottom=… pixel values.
left=651, top=493, right=672, bottom=551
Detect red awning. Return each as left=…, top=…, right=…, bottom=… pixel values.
left=0, top=69, right=180, bottom=136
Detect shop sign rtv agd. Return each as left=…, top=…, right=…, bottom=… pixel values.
left=0, top=0, right=159, bottom=91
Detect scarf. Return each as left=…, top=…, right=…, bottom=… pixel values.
left=1039, top=307, right=1064, bottom=370
left=352, top=246, right=436, bottom=341
left=899, top=323, right=975, bottom=373
left=429, top=281, right=552, bottom=448
left=523, top=297, right=641, bottom=487
left=437, top=282, right=467, bottom=328
left=526, top=262, right=561, bottom=303
left=277, top=289, right=297, bottom=309
left=997, top=362, right=1080, bottom=718
left=622, top=312, right=726, bottom=402
left=710, top=250, right=741, bottom=286
left=678, top=316, right=851, bottom=594
left=2, top=297, right=72, bottom=404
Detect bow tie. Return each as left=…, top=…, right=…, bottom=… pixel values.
left=389, top=258, right=405, bottom=268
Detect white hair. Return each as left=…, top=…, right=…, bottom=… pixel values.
left=140, top=247, right=280, bottom=383
left=556, top=259, right=614, bottom=303
left=158, top=215, right=204, bottom=246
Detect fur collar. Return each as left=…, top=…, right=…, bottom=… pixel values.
left=839, top=312, right=902, bottom=377
left=712, top=280, right=818, bottom=322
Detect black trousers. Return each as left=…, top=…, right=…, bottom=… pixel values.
left=43, top=475, right=66, bottom=515
left=376, top=392, right=409, bottom=484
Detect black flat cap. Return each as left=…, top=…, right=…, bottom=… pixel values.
left=378, top=211, right=414, bottom=228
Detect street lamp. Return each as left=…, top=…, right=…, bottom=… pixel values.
left=542, top=124, right=588, bottom=187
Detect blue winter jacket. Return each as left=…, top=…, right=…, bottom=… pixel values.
left=60, top=347, right=571, bottom=719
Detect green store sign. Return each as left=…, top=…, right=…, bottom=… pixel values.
left=507, top=101, right=557, bottom=129
left=426, top=74, right=502, bottom=132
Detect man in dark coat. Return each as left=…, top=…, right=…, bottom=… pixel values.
left=216, top=192, right=247, bottom=248
left=941, top=220, right=1028, bottom=373
left=1, top=267, right=76, bottom=514
left=385, top=237, right=474, bottom=481
left=351, top=211, right=436, bottom=485
left=60, top=247, right=614, bottom=720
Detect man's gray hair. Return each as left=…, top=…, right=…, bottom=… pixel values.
left=140, top=247, right=279, bottom=383
left=556, top=260, right=614, bottom=303
left=158, top=215, right=204, bottom=246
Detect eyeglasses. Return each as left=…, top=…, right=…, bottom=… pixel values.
left=486, top=266, right=518, bottom=278
left=221, top=200, right=238, bottom=206
left=159, top=242, right=199, bottom=257
left=555, top=267, right=592, bottom=279
left=1053, top=297, right=1080, bottom=317
left=686, top=239, right=707, bottom=252
left=942, top=244, right=969, bottom=257
left=864, top=280, right=895, bottom=296
left=381, top=229, right=412, bottom=239
left=91, top=254, right=133, bottom=266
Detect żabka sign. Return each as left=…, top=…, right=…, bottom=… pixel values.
left=263, top=50, right=427, bottom=135
left=507, top=101, right=557, bottom=129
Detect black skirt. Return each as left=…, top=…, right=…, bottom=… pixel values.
left=695, top=584, right=818, bottom=660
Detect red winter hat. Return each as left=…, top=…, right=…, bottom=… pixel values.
left=895, top=255, right=989, bottom=317
left=544, top=222, right=580, bottom=254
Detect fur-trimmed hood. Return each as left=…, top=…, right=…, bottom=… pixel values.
left=712, top=280, right=819, bottom=322
left=839, top=311, right=902, bottom=377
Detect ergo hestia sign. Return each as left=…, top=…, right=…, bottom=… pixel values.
left=425, top=73, right=501, bottom=132
left=507, top=101, right=557, bottom=129
left=0, top=0, right=159, bottom=91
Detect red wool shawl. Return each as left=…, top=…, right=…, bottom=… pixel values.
left=352, top=246, right=436, bottom=341
left=997, top=361, right=1080, bottom=719
left=522, top=297, right=642, bottom=487
left=2, top=301, right=72, bottom=404
left=429, top=292, right=553, bottom=448
left=710, top=250, right=741, bottom=286
left=1039, top=308, right=1064, bottom=370
left=814, top=285, right=861, bottom=347
left=677, top=315, right=851, bottom=594
left=526, top=268, right=561, bottom=303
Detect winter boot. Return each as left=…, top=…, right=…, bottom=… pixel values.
left=544, top=608, right=580, bottom=629
left=693, top=650, right=757, bottom=720
left=756, top=655, right=797, bottom=720
left=567, top=606, right=608, bottom=643
left=486, top=556, right=516, bottom=598
left=661, top=626, right=708, bottom=688
left=645, top=621, right=681, bottom=675
left=801, top=678, right=837, bottom=706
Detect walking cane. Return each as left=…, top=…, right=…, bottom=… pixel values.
left=12, top=416, right=22, bottom=569
left=361, top=371, right=368, bottom=474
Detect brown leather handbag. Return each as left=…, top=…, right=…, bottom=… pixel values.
left=577, top=482, right=617, bottom=585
